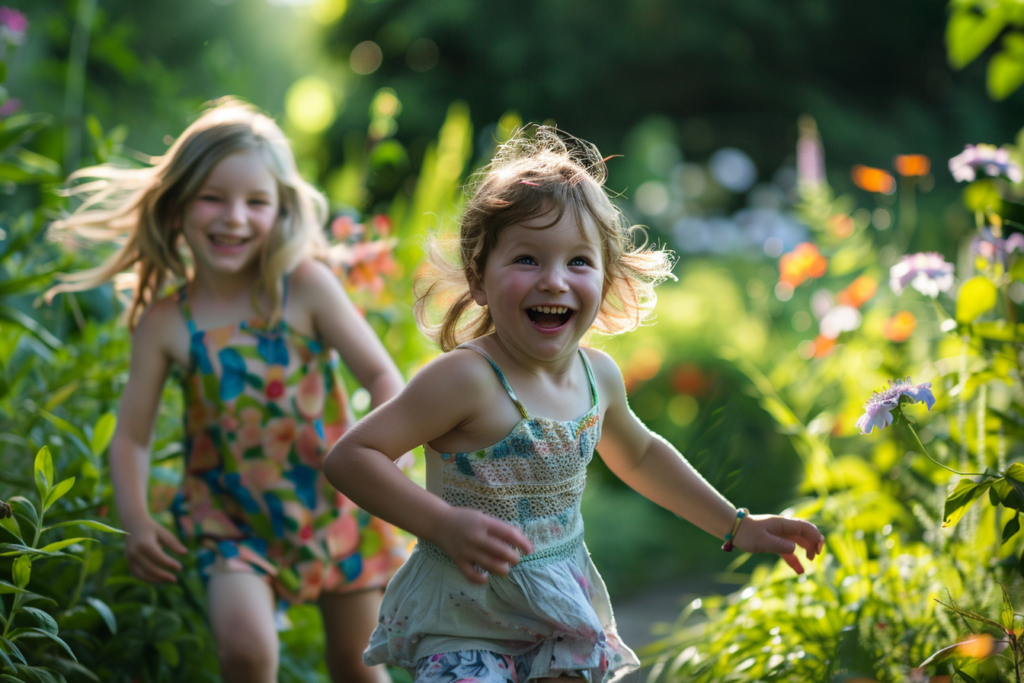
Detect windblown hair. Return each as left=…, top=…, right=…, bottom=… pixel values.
left=47, top=97, right=329, bottom=329
left=415, top=125, right=676, bottom=352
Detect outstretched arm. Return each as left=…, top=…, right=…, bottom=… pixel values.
left=323, top=352, right=534, bottom=584
left=589, top=349, right=823, bottom=574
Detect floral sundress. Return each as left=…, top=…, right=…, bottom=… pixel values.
left=171, top=284, right=407, bottom=604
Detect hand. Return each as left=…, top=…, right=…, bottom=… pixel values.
left=430, top=506, right=534, bottom=585
left=123, top=516, right=188, bottom=583
left=732, top=514, right=825, bottom=575
left=395, top=451, right=416, bottom=473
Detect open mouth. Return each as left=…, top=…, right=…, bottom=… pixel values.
left=209, top=234, right=250, bottom=247
left=526, top=305, right=574, bottom=329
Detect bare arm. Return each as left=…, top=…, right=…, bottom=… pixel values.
left=589, top=349, right=824, bottom=573
left=323, top=352, right=534, bottom=583
left=293, top=261, right=403, bottom=409
left=109, top=302, right=187, bottom=582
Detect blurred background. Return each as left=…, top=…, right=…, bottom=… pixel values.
left=5, top=0, right=1024, bottom=681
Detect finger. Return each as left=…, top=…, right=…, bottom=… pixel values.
left=156, top=525, right=188, bottom=555
left=456, top=559, right=490, bottom=585
left=130, top=555, right=177, bottom=583
left=781, top=552, right=804, bottom=575
left=480, top=537, right=524, bottom=567
left=486, top=520, right=534, bottom=556
left=140, top=542, right=183, bottom=573
left=788, top=533, right=820, bottom=557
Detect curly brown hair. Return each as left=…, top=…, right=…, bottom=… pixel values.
left=415, top=125, right=676, bottom=352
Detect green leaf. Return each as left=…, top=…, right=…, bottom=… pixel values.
left=10, top=628, right=77, bottom=662
left=0, top=113, right=53, bottom=154
left=971, top=320, right=1024, bottom=341
left=956, top=669, right=980, bottom=683
left=1006, top=463, right=1024, bottom=482
left=42, top=478, right=75, bottom=512
left=85, top=597, right=116, bottom=634
left=989, top=35, right=1024, bottom=100
left=38, top=412, right=87, bottom=448
left=13, top=556, right=30, bottom=589
left=21, top=607, right=57, bottom=635
left=37, top=538, right=93, bottom=554
left=0, top=636, right=26, bottom=664
left=90, top=413, right=116, bottom=457
left=44, top=520, right=124, bottom=535
left=1001, top=583, right=1015, bottom=631
left=0, top=308, right=61, bottom=349
left=8, top=498, right=38, bottom=529
left=154, top=640, right=179, bottom=667
left=956, top=276, right=999, bottom=323
left=1011, top=255, right=1024, bottom=282
left=0, top=516, right=22, bottom=543
left=943, top=478, right=995, bottom=528
left=41, top=382, right=79, bottom=412
left=34, top=448, right=53, bottom=492
left=948, top=6, right=1007, bottom=69
left=1003, top=513, right=1021, bottom=544
left=0, top=580, right=29, bottom=595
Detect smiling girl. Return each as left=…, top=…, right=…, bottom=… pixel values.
left=48, top=99, right=408, bottom=683
left=323, top=126, right=825, bottom=683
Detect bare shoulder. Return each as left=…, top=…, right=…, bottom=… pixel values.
left=581, top=347, right=625, bottom=394
left=133, top=294, right=189, bottom=366
left=411, top=346, right=498, bottom=398
left=288, top=258, right=337, bottom=292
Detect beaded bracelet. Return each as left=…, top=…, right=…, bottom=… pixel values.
left=721, top=507, right=749, bottom=552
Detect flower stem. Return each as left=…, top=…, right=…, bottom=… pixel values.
left=903, top=417, right=984, bottom=477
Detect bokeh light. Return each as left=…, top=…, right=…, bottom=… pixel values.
left=709, top=147, right=757, bottom=193
left=894, top=154, right=930, bottom=176
left=351, top=40, right=383, bottom=74
left=851, top=164, right=896, bottom=194
left=285, top=76, right=338, bottom=134
left=309, top=0, right=347, bottom=23
left=635, top=181, right=670, bottom=216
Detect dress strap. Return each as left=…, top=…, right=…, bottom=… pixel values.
left=176, top=286, right=198, bottom=336
left=578, top=348, right=599, bottom=410
left=457, top=344, right=530, bottom=420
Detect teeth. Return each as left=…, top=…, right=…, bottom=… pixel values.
left=210, top=234, right=246, bottom=246
left=530, top=306, right=569, bottom=314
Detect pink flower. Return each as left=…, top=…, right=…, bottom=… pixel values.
left=264, top=417, right=299, bottom=463
left=0, top=7, right=27, bottom=45
left=0, top=99, right=21, bottom=118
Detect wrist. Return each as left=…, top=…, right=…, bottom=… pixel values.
left=721, top=507, right=749, bottom=552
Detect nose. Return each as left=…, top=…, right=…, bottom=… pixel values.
left=537, top=264, right=569, bottom=293
left=224, top=199, right=247, bottom=227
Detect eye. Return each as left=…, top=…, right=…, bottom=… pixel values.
left=515, top=255, right=538, bottom=266
left=569, top=256, right=591, bottom=267
left=248, top=198, right=271, bottom=206
left=198, top=194, right=221, bottom=202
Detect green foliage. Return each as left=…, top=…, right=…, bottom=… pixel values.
left=947, top=0, right=1024, bottom=100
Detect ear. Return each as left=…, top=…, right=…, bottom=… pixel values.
left=469, top=274, right=488, bottom=307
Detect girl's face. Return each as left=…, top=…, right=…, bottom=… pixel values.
left=472, top=208, right=605, bottom=362
left=180, top=150, right=280, bottom=279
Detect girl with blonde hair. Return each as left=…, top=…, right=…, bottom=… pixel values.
left=50, top=98, right=408, bottom=683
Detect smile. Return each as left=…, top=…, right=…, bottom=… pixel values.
left=208, top=234, right=250, bottom=247
left=526, top=305, right=575, bottom=329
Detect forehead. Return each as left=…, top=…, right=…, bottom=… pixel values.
left=498, top=206, right=601, bottom=249
left=203, top=149, right=278, bottom=191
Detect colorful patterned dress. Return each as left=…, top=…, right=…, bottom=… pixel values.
left=171, top=285, right=407, bottom=604
left=365, top=345, right=639, bottom=682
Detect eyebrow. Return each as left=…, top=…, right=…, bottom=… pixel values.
left=201, top=185, right=274, bottom=196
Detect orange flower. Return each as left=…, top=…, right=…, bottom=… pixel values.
left=347, top=240, right=398, bottom=294
left=812, top=334, right=836, bottom=358
left=851, top=165, right=896, bottom=194
left=884, top=311, right=916, bottom=342
left=957, top=633, right=994, bottom=659
left=264, top=417, right=299, bottom=463
left=836, top=276, right=878, bottom=308
left=779, top=243, right=828, bottom=287
left=894, top=154, right=930, bottom=177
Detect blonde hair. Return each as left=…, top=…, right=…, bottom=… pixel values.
left=415, top=125, right=676, bottom=352
left=47, top=97, right=329, bottom=329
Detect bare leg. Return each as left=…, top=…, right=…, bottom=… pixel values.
left=207, top=571, right=279, bottom=683
left=318, top=588, right=390, bottom=683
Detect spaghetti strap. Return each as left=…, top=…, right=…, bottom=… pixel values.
left=457, top=344, right=530, bottom=420
left=176, top=286, right=197, bottom=336
left=579, top=349, right=599, bottom=410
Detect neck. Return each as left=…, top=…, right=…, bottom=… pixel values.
left=486, top=333, right=580, bottom=380
left=190, top=266, right=261, bottom=302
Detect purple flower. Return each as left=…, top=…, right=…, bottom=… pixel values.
left=0, top=7, right=26, bottom=45
left=890, top=252, right=955, bottom=298
left=797, top=116, right=826, bottom=186
left=972, top=227, right=1024, bottom=268
left=949, top=144, right=1023, bottom=184
left=856, top=378, right=935, bottom=435
left=0, top=98, right=20, bottom=118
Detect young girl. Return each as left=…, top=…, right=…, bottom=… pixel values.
left=49, top=99, right=409, bottom=683
left=323, top=127, right=825, bottom=683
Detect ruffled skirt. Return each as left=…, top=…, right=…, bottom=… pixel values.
left=365, top=536, right=639, bottom=682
